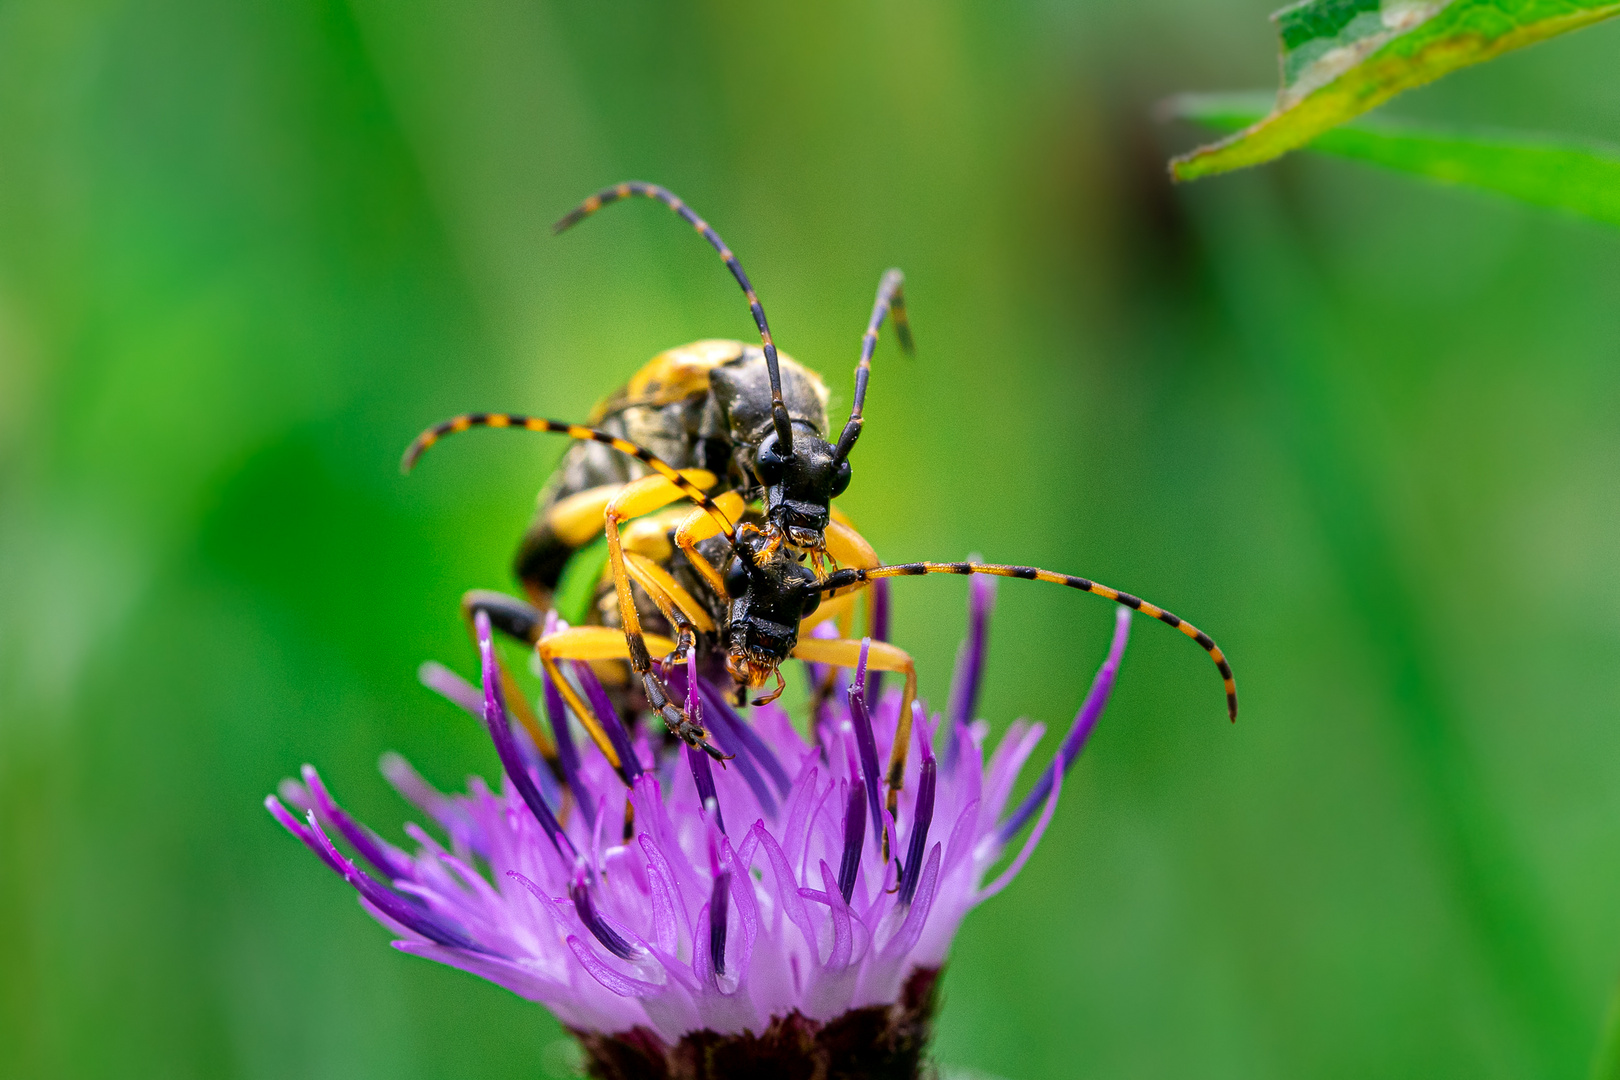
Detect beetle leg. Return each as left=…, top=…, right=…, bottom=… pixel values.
left=799, top=589, right=860, bottom=725
left=622, top=551, right=710, bottom=669
left=673, top=491, right=747, bottom=597
left=536, top=625, right=682, bottom=771
left=603, top=478, right=729, bottom=760
left=823, top=519, right=879, bottom=602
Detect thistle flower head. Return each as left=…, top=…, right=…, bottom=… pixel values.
left=269, top=579, right=1133, bottom=1076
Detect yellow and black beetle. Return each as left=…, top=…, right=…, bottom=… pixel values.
left=404, top=183, right=909, bottom=765
left=405, top=182, right=1238, bottom=826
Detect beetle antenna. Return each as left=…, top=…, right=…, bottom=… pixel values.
left=834, top=268, right=911, bottom=464
left=817, top=559, right=1237, bottom=720
left=554, top=182, right=795, bottom=456
left=402, top=412, right=736, bottom=541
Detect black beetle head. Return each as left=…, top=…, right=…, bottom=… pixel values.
left=753, top=430, right=850, bottom=549
left=723, top=541, right=823, bottom=687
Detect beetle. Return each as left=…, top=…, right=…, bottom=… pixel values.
left=405, top=183, right=1238, bottom=829
left=403, top=182, right=909, bottom=765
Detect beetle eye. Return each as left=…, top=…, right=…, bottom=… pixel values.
left=755, top=435, right=786, bottom=486
left=830, top=459, right=852, bottom=498
left=723, top=557, right=750, bottom=598
left=800, top=589, right=821, bottom=619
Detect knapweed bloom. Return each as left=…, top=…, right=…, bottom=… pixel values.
left=269, top=581, right=1133, bottom=1077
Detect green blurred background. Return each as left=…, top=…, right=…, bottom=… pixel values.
left=4, top=1, right=1620, bottom=1077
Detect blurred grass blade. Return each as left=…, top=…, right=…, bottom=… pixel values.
left=1170, top=93, right=1620, bottom=226
left=1170, top=0, right=1620, bottom=181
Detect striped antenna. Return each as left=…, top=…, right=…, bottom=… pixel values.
left=816, top=559, right=1237, bottom=720
left=401, top=412, right=736, bottom=541
left=834, top=268, right=912, bottom=464
left=554, top=181, right=795, bottom=456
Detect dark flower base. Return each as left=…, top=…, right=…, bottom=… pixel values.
left=571, top=967, right=942, bottom=1080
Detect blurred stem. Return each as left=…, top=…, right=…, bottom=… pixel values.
left=1186, top=174, right=1583, bottom=1077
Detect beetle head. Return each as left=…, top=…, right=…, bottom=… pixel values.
left=753, top=430, right=850, bottom=550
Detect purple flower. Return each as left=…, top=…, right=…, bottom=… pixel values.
left=269, top=583, right=1133, bottom=1073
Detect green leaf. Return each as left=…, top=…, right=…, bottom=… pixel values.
left=1170, top=92, right=1620, bottom=226
left=1171, top=0, right=1620, bottom=181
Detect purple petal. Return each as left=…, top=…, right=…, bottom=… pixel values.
left=897, top=726, right=937, bottom=905
left=639, top=833, right=696, bottom=953
left=394, top=940, right=570, bottom=1003
left=693, top=688, right=779, bottom=820
left=708, top=866, right=731, bottom=979
left=943, top=572, right=996, bottom=770
left=540, top=651, right=594, bottom=833
left=749, top=822, right=816, bottom=955
left=685, top=742, right=726, bottom=836
left=997, top=606, right=1130, bottom=844
left=572, top=660, right=643, bottom=780
left=475, top=611, right=574, bottom=860
left=846, top=639, right=888, bottom=855
left=378, top=753, right=484, bottom=856
left=569, top=867, right=641, bottom=961
left=419, top=663, right=554, bottom=792
left=812, top=860, right=853, bottom=970
left=644, top=854, right=680, bottom=954
left=883, top=842, right=942, bottom=959
left=942, top=797, right=982, bottom=875
left=567, top=936, right=663, bottom=998
left=418, top=660, right=485, bottom=717
left=299, top=765, right=412, bottom=880
left=266, top=795, right=346, bottom=876
left=297, top=805, right=483, bottom=953
left=781, top=765, right=820, bottom=874
left=865, top=579, right=890, bottom=702
left=720, top=837, right=759, bottom=965
left=978, top=763, right=1062, bottom=903
left=836, top=776, right=866, bottom=905
left=698, top=677, right=791, bottom=798
left=983, top=721, right=1046, bottom=823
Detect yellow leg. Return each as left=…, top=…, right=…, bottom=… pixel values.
left=561, top=548, right=698, bottom=709
left=673, top=491, right=747, bottom=597
left=538, top=469, right=735, bottom=760
left=602, top=475, right=686, bottom=671
left=544, top=483, right=624, bottom=548
left=824, top=519, right=878, bottom=569
left=618, top=505, right=691, bottom=563
left=537, top=625, right=678, bottom=770
left=798, top=518, right=878, bottom=725
left=799, top=590, right=861, bottom=732
left=788, top=635, right=918, bottom=829
left=798, top=518, right=877, bottom=632
left=623, top=552, right=716, bottom=634
left=822, top=520, right=877, bottom=604
left=545, top=469, right=717, bottom=546
left=622, top=551, right=715, bottom=675
left=583, top=475, right=721, bottom=758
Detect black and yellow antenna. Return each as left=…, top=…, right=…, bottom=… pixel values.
left=834, top=268, right=913, bottom=464
left=817, top=559, right=1237, bottom=720
left=401, top=412, right=736, bottom=542
left=553, top=181, right=796, bottom=457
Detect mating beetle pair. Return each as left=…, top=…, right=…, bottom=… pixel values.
left=404, top=181, right=1236, bottom=824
